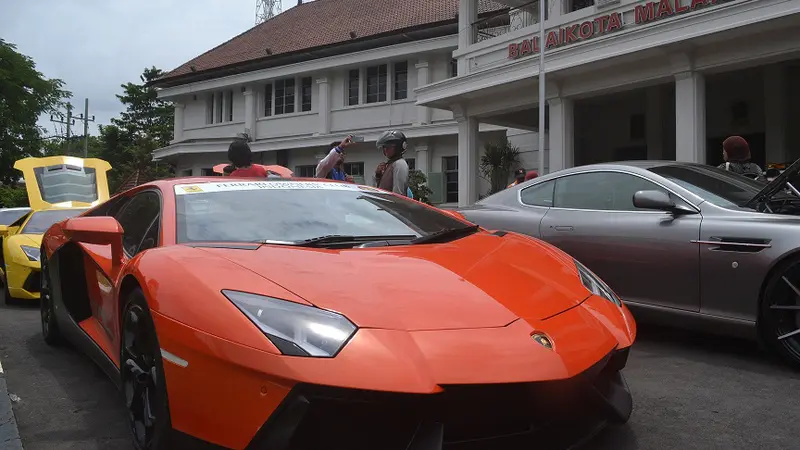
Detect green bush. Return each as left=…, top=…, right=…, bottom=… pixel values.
left=0, top=185, right=28, bottom=208
left=480, top=136, right=521, bottom=195
left=409, top=170, right=433, bottom=205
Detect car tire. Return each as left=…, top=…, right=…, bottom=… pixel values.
left=120, top=288, right=174, bottom=450
left=760, top=257, right=800, bottom=368
left=40, top=252, right=62, bottom=346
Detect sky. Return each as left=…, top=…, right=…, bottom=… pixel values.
left=1, top=0, right=296, bottom=136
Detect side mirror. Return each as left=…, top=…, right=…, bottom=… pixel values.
left=63, top=216, right=125, bottom=266
left=633, top=190, right=677, bottom=211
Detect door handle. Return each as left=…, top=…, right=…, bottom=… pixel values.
left=553, top=226, right=574, bottom=232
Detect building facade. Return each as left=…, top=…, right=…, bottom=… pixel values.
left=416, top=0, right=800, bottom=205
left=153, top=0, right=536, bottom=205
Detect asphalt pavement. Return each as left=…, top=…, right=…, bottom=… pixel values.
left=1, top=296, right=800, bottom=450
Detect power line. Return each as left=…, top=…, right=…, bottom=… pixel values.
left=49, top=99, right=95, bottom=157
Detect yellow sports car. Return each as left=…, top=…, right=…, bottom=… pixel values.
left=0, top=156, right=111, bottom=304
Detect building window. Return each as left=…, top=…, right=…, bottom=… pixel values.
left=571, top=0, right=594, bottom=12
left=348, top=69, right=359, bottom=106
left=295, top=165, right=316, bottom=178
left=394, top=61, right=408, bottom=100
left=275, top=78, right=295, bottom=115
left=180, top=169, right=192, bottom=177
left=201, top=168, right=215, bottom=176
left=264, top=84, right=273, bottom=116
left=206, top=91, right=234, bottom=124
left=343, top=162, right=365, bottom=177
left=366, top=64, right=387, bottom=103
left=406, top=158, right=415, bottom=171
left=443, top=156, right=458, bottom=203
left=301, top=77, right=312, bottom=112
left=450, top=59, right=458, bottom=78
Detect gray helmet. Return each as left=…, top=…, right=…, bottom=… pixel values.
left=376, top=130, right=408, bottom=155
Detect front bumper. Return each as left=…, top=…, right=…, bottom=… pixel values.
left=246, top=348, right=631, bottom=450
left=6, top=264, right=40, bottom=300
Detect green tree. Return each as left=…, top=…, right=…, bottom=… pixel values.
left=0, top=39, right=70, bottom=184
left=41, top=135, right=103, bottom=158
left=104, top=67, right=174, bottom=192
left=408, top=170, right=433, bottom=205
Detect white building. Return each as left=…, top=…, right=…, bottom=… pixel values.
left=155, top=0, right=800, bottom=207
left=416, top=0, right=800, bottom=205
left=153, top=0, right=531, bottom=205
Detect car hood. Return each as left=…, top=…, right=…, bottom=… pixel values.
left=200, top=232, right=591, bottom=331
left=8, top=233, right=42, bottom=247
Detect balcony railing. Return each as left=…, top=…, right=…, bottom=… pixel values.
left=472, top=0, right=540, bottom=43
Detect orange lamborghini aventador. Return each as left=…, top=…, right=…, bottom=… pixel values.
left=40, top=177, right=637, bottom=450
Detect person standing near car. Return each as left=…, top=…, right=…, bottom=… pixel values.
left=228, top=139, right=268, bottom=178
left=507, top=168, right=527, bottom=188
left=718, top=136, right=763, bottom=179
left=375, top=130, right=410, bottom=196
left=315, top=137, right=354, bottom=180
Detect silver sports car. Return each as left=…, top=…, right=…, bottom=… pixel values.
left=459, top=160, right=800, bottom=366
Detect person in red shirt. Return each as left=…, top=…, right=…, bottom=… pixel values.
left=227, top=139, right=267, bottom=177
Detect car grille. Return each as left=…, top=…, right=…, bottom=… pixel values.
left=23, top=270, right=41, bottom=293
left=247, top=349, right=630, bottom=450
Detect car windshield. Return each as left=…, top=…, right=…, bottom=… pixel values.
left=0, top=209, right=30, bottom=226
left=21, top=209, right=87, bottom=234
left=648, top=165, right=765, bottom=208
left=174, top=181, right=467, bottom=244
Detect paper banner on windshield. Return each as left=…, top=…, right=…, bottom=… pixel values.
left=174, top=181, right=378, bottom=195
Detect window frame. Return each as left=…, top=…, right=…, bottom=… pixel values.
left=274, top=78, right=296, bottom=115
left=533, top=169, right=698, bottom=213
left=393, top=61, right=408, bottom=100
left=343, top=162, right=365, bottom=177
left=366, top=64, right=388, bottom=104
left=442, top=156, right=459, bottom=204
left=113, top=190, right=163, bottom=258
left=294, top=165, right=316, bottom=178
left=347, top=69, right=360, bottom=106
left=264, top=83, right=273, bottom=117
left=300, top=77, right=313, bottom=112
left=519, top=180, right=555, bottom=208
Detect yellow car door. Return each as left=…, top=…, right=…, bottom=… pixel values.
left=14, top=156, right=112, bottom=211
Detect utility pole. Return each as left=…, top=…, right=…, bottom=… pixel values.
left=73, top=98, right=96, bottom=157
left=537, top=0, right=547, bottom=175
left=50, top=103, right=74, bottom=155
left=50, top=99, right=95, bottom=157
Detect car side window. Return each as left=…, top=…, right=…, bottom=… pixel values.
left=520, top=181, right=555, bottom=207
left=114, top=191, right=161, bottom=256
left=553, top=172, right=674, bottom=212
left=86, top=196, right=130, bottom=218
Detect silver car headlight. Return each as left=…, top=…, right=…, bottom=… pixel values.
left=20, top=245, right=40, bottom=262
left=574, top=259, right=621, bottom=306
left=222, top=290, right=357, bottom=357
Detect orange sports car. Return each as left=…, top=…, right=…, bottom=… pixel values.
left=40, top=177, right=637, bottom=450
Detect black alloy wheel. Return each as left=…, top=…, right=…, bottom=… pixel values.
left=762, top=260, right=800, bottom=367
left=121, top=289, right=172, bottom=450
left=40, top=252, right=61, bottom=345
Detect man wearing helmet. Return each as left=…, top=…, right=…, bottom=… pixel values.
left=374, top=130, right=410, bottom=196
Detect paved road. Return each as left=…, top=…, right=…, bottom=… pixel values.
left=1, top=297, right=800, bottom=450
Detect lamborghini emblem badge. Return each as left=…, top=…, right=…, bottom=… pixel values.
left=531, top=333, right=553, bottom=350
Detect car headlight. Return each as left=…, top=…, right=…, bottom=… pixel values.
left=20, top=245, right=40, bottom=262
left=222, top=290, right=357, bottom=358
left=574, top=259, right=621, bottom=306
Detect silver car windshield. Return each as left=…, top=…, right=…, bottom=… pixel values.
left=649, top=165, right=765, bottom=209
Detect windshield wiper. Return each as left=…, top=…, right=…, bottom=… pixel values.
left=410, top=225, right=480, bottom=245
left=294, top=234, right=416, bottom=247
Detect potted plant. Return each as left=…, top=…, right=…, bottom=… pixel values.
left=480, top=136, right=521, bottom=195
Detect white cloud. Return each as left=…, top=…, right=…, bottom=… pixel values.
left=1, top=0, right=296, bottom=136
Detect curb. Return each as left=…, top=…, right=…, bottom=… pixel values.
left=0, top=360, right=24, bottom=450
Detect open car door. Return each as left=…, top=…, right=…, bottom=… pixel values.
left=14, top=156, right=112, bottom=211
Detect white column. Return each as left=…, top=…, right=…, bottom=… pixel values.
left=764, top=64, right=787, bottom=164
left=415, top=61, right=432, bottom=125
left=645, top=86, right=663, bottom=160
left=414, top=140, right=431, bottom=174
left=546, top=0, right=562, bottom=20
left=456, top=115, right=479, bottom=207
left=674, top=71, right=706, bottom=163
left=243, top=86, right=257, bottom=141
left=317, top=77, right=331, bottom=135
left=173, top=101, right=185, bottom=142
left=457, top=0, right=477, bottom=75
left=547, top=97, right=574, bottom=172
